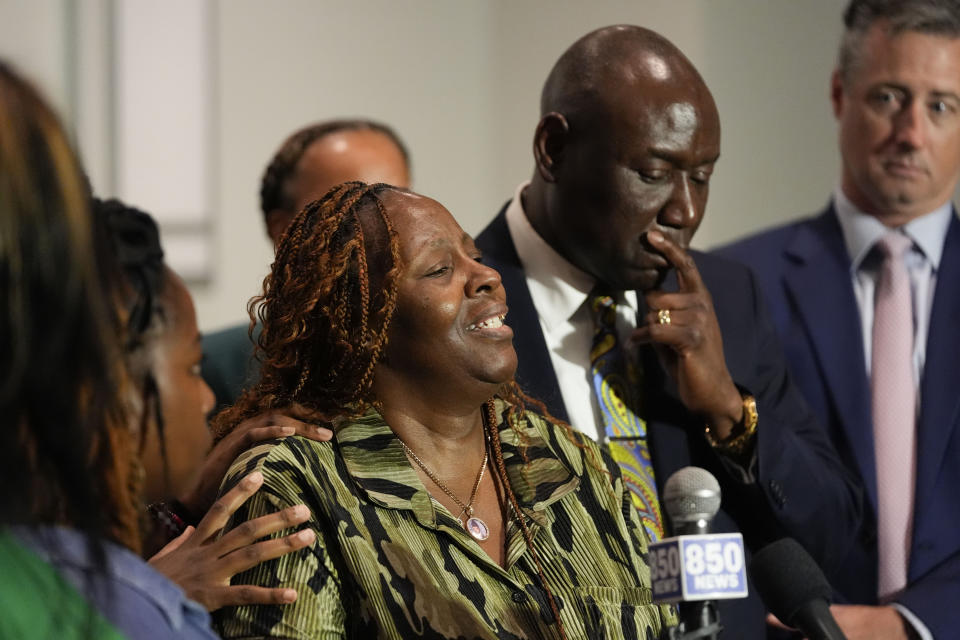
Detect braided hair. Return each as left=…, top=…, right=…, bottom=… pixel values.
left=216, top=181, right=593, bottom=454
left=259, top=119, right=411, bottom=221
left=215, top=181, right=401, bottom=432
left=213, top=180, right=610, bottom=638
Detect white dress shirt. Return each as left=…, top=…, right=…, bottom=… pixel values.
left=504, top=182, right=638, bottom=443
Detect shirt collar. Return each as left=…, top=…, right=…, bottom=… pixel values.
left=336, top=399, right=580, bottom=527
left=833, top=186, right=953, bottom=272
left=504, top=182, right=638, bottom=329
left=334, top=408, right=438, bottom=527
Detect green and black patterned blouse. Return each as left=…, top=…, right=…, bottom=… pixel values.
left=216, top=399, right=676, bottom=639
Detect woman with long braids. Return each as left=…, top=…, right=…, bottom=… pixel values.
left=214, top=182, right=676, bottom=639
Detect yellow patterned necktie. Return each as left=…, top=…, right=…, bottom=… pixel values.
left=589, top=293, right=664, bottom=541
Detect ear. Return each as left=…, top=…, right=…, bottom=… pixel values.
left=533, top=112, right=570, bottom=183
left=830, top=69, right=845, bottom=119
left=265, top=209, right=294, bottom=249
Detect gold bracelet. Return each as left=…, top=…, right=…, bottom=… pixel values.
left=704, top=394, right=758, bottom=456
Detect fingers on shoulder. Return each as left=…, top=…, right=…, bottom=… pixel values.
left=215, top=585, right=299, bottom=609
left=219, top=527, right=317, bottom=579
left=225, top=505, right=312, bottom=545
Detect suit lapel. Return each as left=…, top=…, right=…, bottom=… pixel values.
left=476, top=208, right=569, bottom=423
left=783, top=208, right=877, bottom=506
left=914, top=212, right=960, bottom=521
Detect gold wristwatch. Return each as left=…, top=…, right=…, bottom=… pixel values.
left=704, top=393, right=758, bottom=456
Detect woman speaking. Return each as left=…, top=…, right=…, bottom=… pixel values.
left=214, top=182, right=675, bottom=639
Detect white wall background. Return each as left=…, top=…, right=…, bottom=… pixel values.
left=0, top=0, right=845, bottom=331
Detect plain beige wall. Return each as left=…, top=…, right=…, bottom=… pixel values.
left=212, top=0, right=499, bottom=330
left=0, top=0, right=846, bottom=331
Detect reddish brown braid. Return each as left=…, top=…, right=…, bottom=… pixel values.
left=485, top=399, right=568, bottom=640
left=212, top=181, right=402, bottom=439
left=355, top=195, right=399, bottom=395
left=486, top=385, right=624, bottom=639
left=496, top=380, right=612, bottom=488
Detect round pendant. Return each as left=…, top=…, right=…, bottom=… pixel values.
left=465, top=516, right=490, bottom=541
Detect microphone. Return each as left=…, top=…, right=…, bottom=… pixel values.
left=749, top=538, right=848, bottom=640
left=650, top=467, right=747, bottom=640
left=663, top=465, right=722, bottom=536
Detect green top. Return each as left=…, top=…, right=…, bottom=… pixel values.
left=216, top=400, right=676, bottom=639
left=0, top=530, right=127, bottom=640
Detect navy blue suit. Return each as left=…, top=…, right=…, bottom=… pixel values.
left=716, top=205, right=960, bottom=638
left=477, top=206, right=863, bottom=639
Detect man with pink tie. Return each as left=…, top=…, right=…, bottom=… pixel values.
left=719, top=1, right=960, bottom=637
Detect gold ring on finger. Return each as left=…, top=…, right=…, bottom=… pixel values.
left=657, top=309, right=672, bottom=325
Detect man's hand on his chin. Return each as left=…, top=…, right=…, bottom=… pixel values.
left=631, top=231, right=742, bottom=438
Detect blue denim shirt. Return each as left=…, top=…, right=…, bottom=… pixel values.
left=13, top=526, right=217, bottom=640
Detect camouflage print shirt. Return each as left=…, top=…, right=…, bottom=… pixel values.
left=216, top=399, right=676, bottom=639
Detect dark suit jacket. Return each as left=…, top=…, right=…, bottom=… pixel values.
left=477, top=206, right=863, bottom=639
left=716, top=205, right=960, bottom=638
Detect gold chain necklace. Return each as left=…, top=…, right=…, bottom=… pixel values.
left=400, top=430, right=491, bottom=542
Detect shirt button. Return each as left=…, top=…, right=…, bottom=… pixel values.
left=511, top=591, right=527, bottom=603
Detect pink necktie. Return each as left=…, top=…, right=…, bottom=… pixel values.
left=871, top=231, right=916, bottom=600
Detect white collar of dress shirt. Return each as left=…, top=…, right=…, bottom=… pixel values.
left=833, top=186, right=953, bottom=273
left=504, top=181, right=638, bottom=333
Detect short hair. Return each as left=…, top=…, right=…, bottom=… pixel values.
left=839, top=0, right=960, bottom=85
left=259, top=119, right=411, bottom=220
left=539, top=25, right=705, bottom=139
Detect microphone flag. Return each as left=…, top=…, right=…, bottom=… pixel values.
left=650, top=533, right=748, bottom=603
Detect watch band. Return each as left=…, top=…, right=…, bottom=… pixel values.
left=704, top=393, right=758, bottom=456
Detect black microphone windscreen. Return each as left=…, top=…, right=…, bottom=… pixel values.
left=749, top=538, right=833, bottom=625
